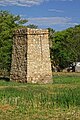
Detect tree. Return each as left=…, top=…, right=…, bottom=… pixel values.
left=48, top=28, right=55, bottom=69
left=0, top=10, right=28, bottom=72
left=27, top=24, right=38, bottom=29
left=51, top=25, right=80, bottom=69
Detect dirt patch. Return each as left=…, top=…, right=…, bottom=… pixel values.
left=0, top=104, right=15, bottom=112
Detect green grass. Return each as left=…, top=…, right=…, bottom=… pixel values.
left=53, top=75, right=80, bottom=84
left=0, top=75, right=80, bottom=120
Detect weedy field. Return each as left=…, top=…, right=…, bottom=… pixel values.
left=0, top=73, right=80, bottom=120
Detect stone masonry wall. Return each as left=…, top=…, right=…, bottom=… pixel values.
left=10, top=29, right=27, bottom=82
left=10, top=28, right=52, bottom=83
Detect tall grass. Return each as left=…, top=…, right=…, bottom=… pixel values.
left=0, top=75, right=80, bottom=119
left=0, top=80, right=80, bottom=109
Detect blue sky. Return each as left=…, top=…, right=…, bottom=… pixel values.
left=0, top=0, right=80, bottom=31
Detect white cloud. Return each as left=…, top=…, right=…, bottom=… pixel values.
left=55, top=0, right=73, bottom=1
left=27, top=17, right=72, bottom=26
left=48, top=9, right=64, bottom=13
left=0, top=0, right=47, bottom=6
left=0, top=0, right=73, bottom=6
left=65, top=22, right=78, bottom=25
left=26, top=16, right=78, bottom=29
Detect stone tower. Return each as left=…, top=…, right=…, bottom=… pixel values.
left=10, top=28, right=52, bottom=83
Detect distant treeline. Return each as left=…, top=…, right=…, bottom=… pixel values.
left=48, top=26, right=80, bottom=70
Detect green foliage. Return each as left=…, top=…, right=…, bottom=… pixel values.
left=50, top=25, right=80, bottom=69
left=0, top=10, right=28, bottom=72
left=48, top=28, right=55, bottom=66
left=27, top=24, right=38, bottom=29
left=18, top=19, right=28, bottom=24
